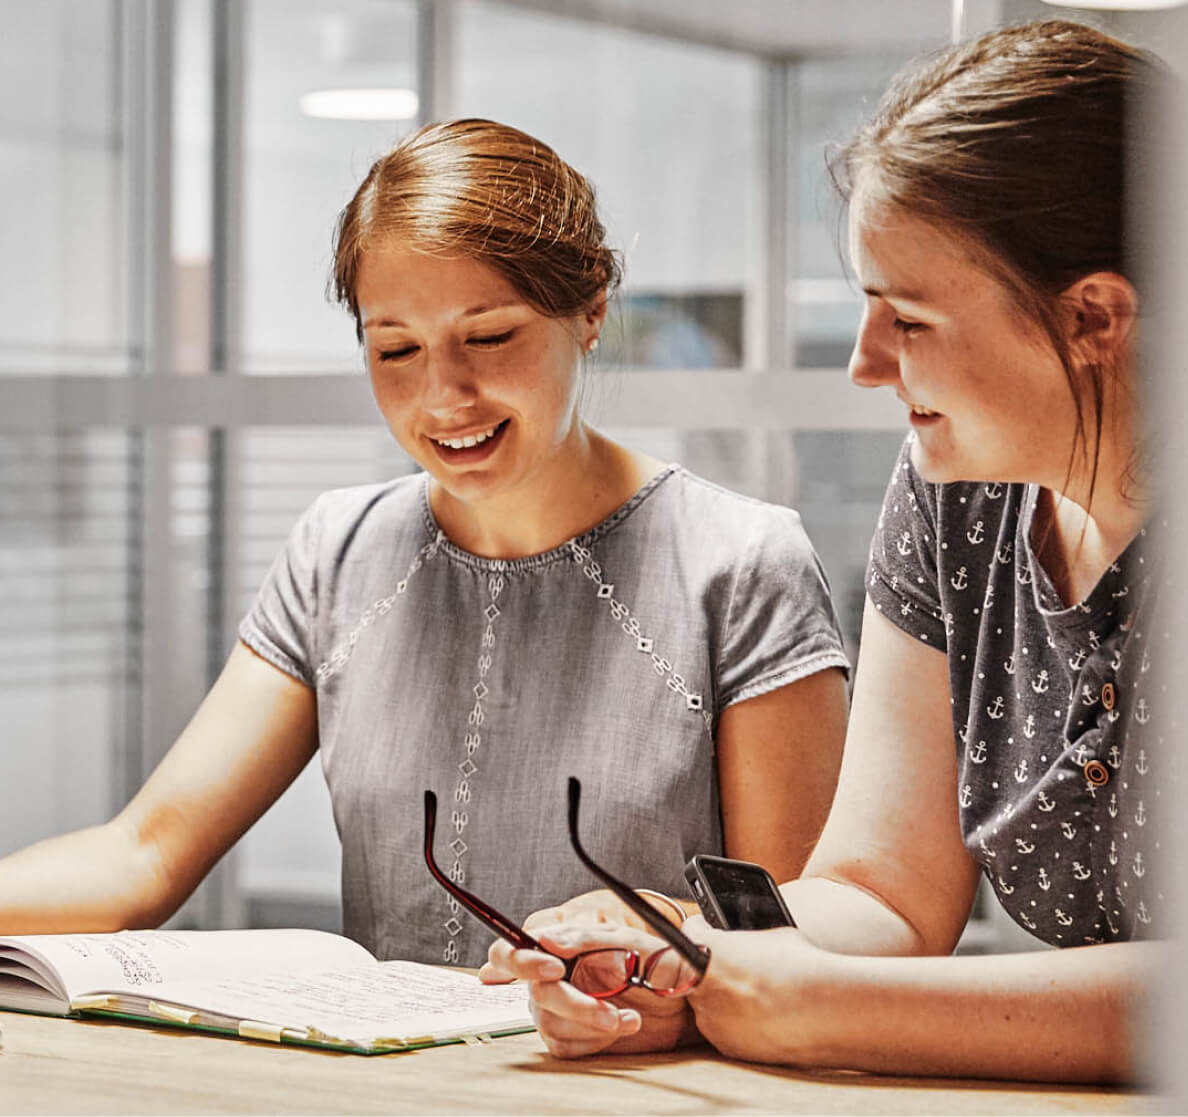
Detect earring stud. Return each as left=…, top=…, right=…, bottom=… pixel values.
left=586, top=338, right=600, bottom=354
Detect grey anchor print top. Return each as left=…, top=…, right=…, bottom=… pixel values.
left=868, top=437, right=1166, bottom=946
left=240, top=464, right=848, bottom=967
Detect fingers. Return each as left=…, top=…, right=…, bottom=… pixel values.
left=537, top=922, right=663, bottom=956
left=476, top=961, right=513, bottom=985
left=523, top=889, right=636, bottom=932
left=529, top=979, right=643, bottom=1059
left=483, top=921, right=693, bottom=1059
left=536, top=1007, right=643, bottom=1059
left=485, top=920, right=649, bottom=985
left=483, top=940, right=567, bottom=984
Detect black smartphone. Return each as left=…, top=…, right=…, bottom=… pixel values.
left=683, top=854, right=795, bottom=930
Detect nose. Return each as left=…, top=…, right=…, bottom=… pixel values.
left=847, top=304, right=900, bottom=390
left=421, top=348, right=478, bottom=417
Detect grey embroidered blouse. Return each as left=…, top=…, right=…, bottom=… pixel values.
left=868, top=438, right=1167, bottom=946
left=240, top=465, right=849, bottom=966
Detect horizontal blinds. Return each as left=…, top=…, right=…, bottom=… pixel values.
left=237, top=428, right=418, bottom=617
left=0, top=431, right=139, bottom=688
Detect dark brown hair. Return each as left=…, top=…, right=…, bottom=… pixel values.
left=331, top=118, right=621, bottom=342
left=829, top=19, right=1160, bottom=497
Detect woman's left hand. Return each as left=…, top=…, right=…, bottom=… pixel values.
left=521, top=888, right=685, bottom=935
left=479, top=921, right=701, bottom=1058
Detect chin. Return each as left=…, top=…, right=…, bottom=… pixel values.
left=908, top=440, right=981, bottom=486
left=431, top=472, right=499, bottom=503
left=909, top=438, right=948, bottom=482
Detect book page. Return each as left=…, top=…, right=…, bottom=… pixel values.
left=0, top=929, right=374, bottom=1003
left=144, top=960, right=533, bottom=1048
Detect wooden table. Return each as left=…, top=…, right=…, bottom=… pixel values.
left=0, top=1009, right=1150, bottom=1115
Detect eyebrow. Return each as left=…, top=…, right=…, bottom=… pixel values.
left=862, top=283, right=929, bottom=304
left=364, top=302, right=522, bottom=329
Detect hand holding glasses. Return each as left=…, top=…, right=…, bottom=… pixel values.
left=423, top=776, right=711, bottom=999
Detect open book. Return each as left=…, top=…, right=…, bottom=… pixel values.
left=0, top=928, right=533, bottom=1054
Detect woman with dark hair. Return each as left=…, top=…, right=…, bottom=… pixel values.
left=485, top=22, right=1165, bottom=1082
left=0, top=120, right=849, bottom=968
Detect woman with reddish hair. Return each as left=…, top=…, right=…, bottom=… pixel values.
left=0, top=120, right=849, bottom=968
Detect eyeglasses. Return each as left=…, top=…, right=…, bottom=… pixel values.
left=423, top=776, right=711, bottom=999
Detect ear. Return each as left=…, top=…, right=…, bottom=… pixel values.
left=584, top=289, right=608, bottom=343
left=1060, top=272, right=1138, bottom=357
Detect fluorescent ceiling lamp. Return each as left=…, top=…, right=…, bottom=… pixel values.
left=1041, top=0, right=1186, bottom=8
left=299, top=88, right=419, bottom=121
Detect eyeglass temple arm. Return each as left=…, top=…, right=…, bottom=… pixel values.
left=566, top=777, right=709, bottom=974
left=423, top=790, right=544, bottom=953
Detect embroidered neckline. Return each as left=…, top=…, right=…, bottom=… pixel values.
left=417, top=464, right=682, bottom=573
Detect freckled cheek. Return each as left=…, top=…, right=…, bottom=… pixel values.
left=369, top=378, right=421, bottom=431
left=504, top=357, right=579, bottom=410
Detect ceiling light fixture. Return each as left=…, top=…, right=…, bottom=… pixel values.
left=299, top=88, right=420, bottom=121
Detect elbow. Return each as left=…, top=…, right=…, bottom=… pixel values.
left=105, top=814, right=193, bottom=929
left=792, top=868, right=963, bottom=958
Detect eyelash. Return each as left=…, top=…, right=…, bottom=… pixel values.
left=893, top=317, right=925, bottom=336
left=469, top=330, right=514, bottom=348
left=376, top=330, right=515, bottom=363
left=378, top=345, right=417, bottom=362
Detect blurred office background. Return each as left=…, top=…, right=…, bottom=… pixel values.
left=0, top=0, right=1178, bottom=952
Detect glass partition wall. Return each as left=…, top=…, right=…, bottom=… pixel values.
left=1, top=0, right=946, bottom=933
left=1, top=2, right=153, bottom=877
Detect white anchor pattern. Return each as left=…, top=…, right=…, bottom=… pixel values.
left=867, top=441, right=1166, bottom=946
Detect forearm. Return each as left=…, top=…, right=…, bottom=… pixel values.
left=692, top=937, right=1156, bottom=1083
left=0, top=816, right=174, bottom=933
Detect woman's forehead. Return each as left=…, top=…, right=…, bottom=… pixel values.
left=356, top=245, right=522, bottom=313
left=848, top=192, right=998, bottom=306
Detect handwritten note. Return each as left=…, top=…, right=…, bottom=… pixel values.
left=1, top=928, right=373, bottom=1005
left=145, top=962, right=531, bottom=1046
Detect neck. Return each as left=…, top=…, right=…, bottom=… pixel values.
left=429, top=425, right=664, bottom=559
left=1035, top=441, right=1150, bottom=606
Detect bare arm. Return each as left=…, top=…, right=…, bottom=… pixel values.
left=717, top=666, right=848, bottom=880
left=688, top=922, right=1154, bottom=1083
left=785, top=598, right=979, bottom=954
left=0, top=641, right=318, bottom=932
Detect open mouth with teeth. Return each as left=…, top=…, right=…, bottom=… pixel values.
left=909, top=404, right=941, bottom=419
left=429, top=418, right=510, bottom=460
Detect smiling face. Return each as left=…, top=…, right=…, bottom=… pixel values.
left=356, top=244, right=601, bottom=511
left=846, top=189, right=1079, bottom=488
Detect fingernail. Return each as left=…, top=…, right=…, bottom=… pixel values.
left=619, top=1009, right=642, bottom=1030
left=540, top=958, right=565, bottom=979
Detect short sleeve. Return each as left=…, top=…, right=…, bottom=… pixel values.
left=866, top=437, right=947, bottom=648
left=716, top=506, right=849, bottom=710
left=237, top=495, right=326, bottom=687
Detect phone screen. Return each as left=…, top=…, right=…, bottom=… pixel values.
left=696, top=858, right=793, bottom=930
